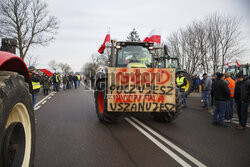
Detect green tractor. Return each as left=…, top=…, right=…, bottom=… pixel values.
left=225, top=64, right=250, bottom=78
left=155, top=49, right=194, bottom=96
left=94, top=41, right=183, bottom=123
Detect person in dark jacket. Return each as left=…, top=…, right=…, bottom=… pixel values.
left=195, top=75, right=200, bottom=92
left=68, top=73, right=73, bottom=89
left=211, top=74, right=217, bottom=106
left=42, top=74, right=51, bottom=95
left=52, top=74, right=56, bottom=91
left=212, top=73, right=230, bottom=126
left=29, top=66, right=41, bottom=107
left=234, top=73, right=250, bottom=130
left=73, top=74, right=78, bottom=89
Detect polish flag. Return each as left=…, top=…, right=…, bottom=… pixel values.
left=235, top=60, right=241, bottom=68
left=225, top=58, right=229, bottom=66
left=98, top=31, right=110, bottom=54
left=143, top=28, right=161, bottom=44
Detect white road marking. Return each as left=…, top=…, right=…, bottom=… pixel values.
left=42, top=101, right=47, bottom=105
left=48, top=97, right=51, bottom=99
left=130, top=116, right=207, bottom=167
left=125, top=117, right=191, bottom=167
left=34, top=91, right=55, bottom=108
left=34, top=106, right=41, bottom=111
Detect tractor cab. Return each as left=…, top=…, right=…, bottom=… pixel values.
left=114, top=41, right=154, bottom=68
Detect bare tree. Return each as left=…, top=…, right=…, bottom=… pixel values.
left=167, top=12, right=244, bottom=75
left=58, top=63, right=71, bottom=74
left=48, top=59, right=58, bottom=72
left=25, top=54, right=39, bottom=67
left=0, top=0, right=59, bottom=59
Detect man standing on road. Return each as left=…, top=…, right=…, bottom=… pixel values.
left=202, top=73, right=212, bottom=109
left=195, top=75, right=200, bottom=92
left=176, top=72, right=187, bottom=108
left=77, top=73, right=81, bottom=87
left=29, top=66, right=41, bottom=107
left=55, top=72, right=61, bottom=92
left=42, top=74, right=51, bottom=95
left=73, top=74, right=78, bottom=89
left=68, top=73, right=73, bottom=89
left=212, top=73, right=230, bottom=126
left=63, top=74, right=68, bottom=90
left=234, top=73, right=250, bottom=130
left=224, top=72, right=235, bottom=122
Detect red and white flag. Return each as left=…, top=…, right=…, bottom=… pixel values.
left=235, top=60, right=241, bottom=68
left=143, top=28, right=161, bottom=44
left=98, top=31, right=110, bottom=54
left=225, top=58, right=229, bottom=66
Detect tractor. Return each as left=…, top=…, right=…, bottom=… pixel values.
left=94, top=41, right=182, bottom=123
left=0, top=38, right=35, bottom=166
left=156, top=54, right=193, bottom=96
left=225, top=64, right=249, bottom=79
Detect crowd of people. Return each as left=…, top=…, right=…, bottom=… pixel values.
left=52, top=72, right=82, bottom=91
left=189, top=72, right=250, bottom=130
left=28, top=65, right=82, bottom=107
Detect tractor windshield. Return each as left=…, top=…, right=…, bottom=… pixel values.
left=117, top=45, right=152, bottom=67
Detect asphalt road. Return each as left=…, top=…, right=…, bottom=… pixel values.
left=34, top=84, right=250, bottom=167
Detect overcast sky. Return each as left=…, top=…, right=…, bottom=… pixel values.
left=33, top=0, right=250, bottom=72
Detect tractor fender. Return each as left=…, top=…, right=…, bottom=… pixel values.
left=0, top=51, right=32, bottom=91
left=176, top=70, right=187, bottom=75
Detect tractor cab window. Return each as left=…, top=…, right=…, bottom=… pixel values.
left=117, top=45, right=152, bottom=67
left=165, top=59, right=178, bottom=68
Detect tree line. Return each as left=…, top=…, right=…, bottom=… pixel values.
left=166, top=13, right=245, bottom=75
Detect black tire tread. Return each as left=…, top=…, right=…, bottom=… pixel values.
left=0, top=71, right=35, bottom=167
left=152, top=88, right=182, bottom=122
left=94, top=81, right=120, bottom=123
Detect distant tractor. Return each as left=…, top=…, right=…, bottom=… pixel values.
left=0, top=38, right=35, bottom=166
left=94, top=41, right=182, bottom=123
left=225, top=64, right=249, bottom=78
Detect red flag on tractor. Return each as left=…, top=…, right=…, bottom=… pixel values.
left=98, top=31, right=110, bottom=54
left=235, top=60, right=241, bottom=68
left=143, top=28, right=161, bottom=44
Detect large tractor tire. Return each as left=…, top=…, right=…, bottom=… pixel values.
left=0, top=71, right=35, bottom=167
left=94, top=80, right=120, bottom=123
left=151, top=88, right=183, bottom=122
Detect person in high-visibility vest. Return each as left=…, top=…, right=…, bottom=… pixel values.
left=176, top=72, right=187, bottom=108
left=29, top=66, right=41, bottom=107
left=224, top=72, right=236, bottom=122
left=77, top=74, right=81, bottom=87
left=54, top=73, right=61, bottom=92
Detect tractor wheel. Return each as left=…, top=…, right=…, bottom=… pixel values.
left=151, top=88, right=182, bottom=122
left=94, top=81, right=120, bottom=123
left=0, top=71, right=35, bottom=167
